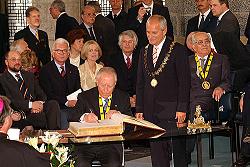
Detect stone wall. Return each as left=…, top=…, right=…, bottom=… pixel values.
left=26, top=0, right=250, bottom=45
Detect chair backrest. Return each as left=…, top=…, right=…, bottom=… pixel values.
left=218, top=92, right=233, bottom=122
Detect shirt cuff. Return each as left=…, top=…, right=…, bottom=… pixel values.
left=29, top=101, right=32, bottom=109
left=80, top=113, right=89, bottom=122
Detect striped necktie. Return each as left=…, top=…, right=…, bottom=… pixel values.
left=152, top=46, right=158, bottom=66
left=103, top=98, right=109, bottom=113
left=60, top=66, right=66, bottom=77
left=35, top=31, right=39, bottom=40
left=15, top=74, right=31, bottom=100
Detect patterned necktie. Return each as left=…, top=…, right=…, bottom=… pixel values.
left=217, top=19, right=221, bottom=27
left=199, top=14, right=205, bottom=30
left=103, top=98, right=109, bottom=113
left=200, top=58, right=206, bottom=70
left=60, top=66, right=66, bottom=77
left=88, top=27, right=96, bottom=41
left=152, top=46, right=158, bottom=66
left=126, top=57, right=131, bottom=69
left=35, top=31, right=39, bottom=40
left=15, top=74, right=31, bottom=100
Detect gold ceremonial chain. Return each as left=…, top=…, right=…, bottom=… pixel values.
left=98, top=95, right=112, bottom=120
left=194, top=52, right=213, bottom=80
left=144, top=41, right=175, bottom=79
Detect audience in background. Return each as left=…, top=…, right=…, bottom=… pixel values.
left=78, top=40, right=103, bottom=91
left=67, top=28, right=85, bottom=67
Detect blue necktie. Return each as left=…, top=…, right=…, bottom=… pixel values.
left=103, top=98, right=109, bottom=113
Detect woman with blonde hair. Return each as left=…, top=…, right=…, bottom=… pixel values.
left=20, top=50, right=40, bottom=76
left=78, top=40, right=103, bottom=91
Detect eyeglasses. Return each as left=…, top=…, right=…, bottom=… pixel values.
left=195, top=40, right=210, bottom=46
left=53, top=49, right=69, bottom=54
left=7, top=58, right=21, bottom=62
left=83, top=13, right=96, bottom=17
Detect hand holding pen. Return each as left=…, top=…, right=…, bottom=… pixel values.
left=84, top=109, right=99, bottom=123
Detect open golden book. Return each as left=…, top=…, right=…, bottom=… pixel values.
left=68, top=114, right=165, bottom=137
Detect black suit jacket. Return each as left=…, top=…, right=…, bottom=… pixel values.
left=245, top=12, right=250, bottom=44
left=94, top=14, right=117, bottom=65
left=14, top=26, right=51, bottom=65
left=110, top=48, right=139, bottom=96
left=0, top=14, right=9, bottom=72
left=136, top=38, right=190, bottom=129
left=0, top=133, right=50, bottom=167
left=186, top=11, right=217, bottom=37
left=211, top=31, right=250, bottom=71
left=79, top=23, right=102, bottom=45
left=55, top=13, right=79, bottom=39
left=127, top=3, right=173, bottom=48
left=71, top=87, right=131, bottom=121
left=39, top=60, right=81, bottom=109
left=189, top=53, right=230, bottom=115
left=0, top=70, right=47, bottom=113
left=215, top=10, right=240, bottom=38
left=106, top=10, right=128, bottom=42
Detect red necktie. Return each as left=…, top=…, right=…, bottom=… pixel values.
left=60, top=66, right=66, bottom=77
left=126, top=57, right=131, bottom=69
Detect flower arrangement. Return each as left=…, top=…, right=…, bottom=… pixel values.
left=26, top=131, right=75, bottom=167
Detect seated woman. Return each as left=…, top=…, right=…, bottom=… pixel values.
left=67, top=29, right=85, bottom=67
left=20, top=50, right=40, bottom=77
left=78, top=40, right=103, bottom=91
left=0, top=95, right=50, bottom=167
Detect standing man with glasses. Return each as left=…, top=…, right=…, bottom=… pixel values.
left=39, top=38, right=80, bottom=129
left=0, top=50, right=60, bottom=130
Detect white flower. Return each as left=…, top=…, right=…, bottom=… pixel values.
left=39, top=143, right=46, bottom=153
left=40, top=131, right=61, bottom=148
left=27, top=137, right=39, bottom=151
left=55, top=146, right=70, bottom=166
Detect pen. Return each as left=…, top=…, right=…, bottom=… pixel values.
left=89, top=108, right=100, bottom=123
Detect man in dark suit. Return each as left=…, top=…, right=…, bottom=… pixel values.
left=186, top=31, right=230, bottom=163
left=71, top=67, right=132, bottom=167
left=106, top=0, right=128, bottom=43
left=136, top=15, right=190, bottom=167
left=186, top=0, right=217, bottom=37
left=88, top=1, right=117, bottom=66
left=39, top=38, right=81, bottom=129
left=0, top=50, right=59, bottom=130
left=79, top=5, right=102, bottom=44
left=0, top=13, right=9, bottom=73
left=210, top=0, right=240, bottom=38
left=127, top=0, right=173, bottom=49
left=110, top=30, right=139, bottom=111
left=50, top=0, right=79, bottom=39
left=245, top=12, right=250, bottom=46
left=0, top=96, right=50, bottom=167
left=14, top=6, right=51, bottom=66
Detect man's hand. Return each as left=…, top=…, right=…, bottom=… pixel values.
left=212, top=87, right=224, bottom=101
left=67, top=100, right=77, bottom=108
left=135, top=112, right=144, bottom=120
left=130, top=95, right=136, bottom=107
left=31, top=101, right=43, bottom=113
left=175, top=112, right=186, bottom=123
left=84, top=113, right=99, bottom=123
left=105, top=110, right=120, bottom=119
left=137, top=7, right=147, bottom=21
left=240, top=96, right=244, bottom=112
left=11, top=112, right=21, bottom=121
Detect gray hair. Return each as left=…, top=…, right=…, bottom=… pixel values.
left=51, top=0, right=65, bottom=12
left=191, top=32, right=211, bottom=45
left=87, top=1, right=101, bottom=13
left=118, top=30, right=138, bottom=48
left=9, top=39, right=25, bottom=53
left=96, top=67, right=117, bottom=83
left=52, top=38, right=69, bottom=51
left=147, top=15, right=167, bottom=31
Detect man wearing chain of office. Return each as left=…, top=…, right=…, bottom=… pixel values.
left=186, top=31, right=231, bottom=163
left=136, top=15, right=190, bottom=167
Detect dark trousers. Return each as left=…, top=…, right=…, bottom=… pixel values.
left=12, top=100, right=60, bottom=130
left=60, top=108, right=76, bottom=129
left=150, top=137, right=187, bottom=167
left=74, top=144, right=122, bottom=167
